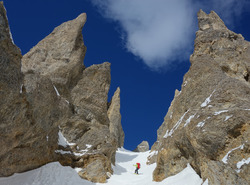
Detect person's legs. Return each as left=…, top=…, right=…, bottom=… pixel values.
left=135, top=168, right=139, bottom=174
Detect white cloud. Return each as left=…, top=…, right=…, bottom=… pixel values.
left=91, top=0, right=249, bottom=70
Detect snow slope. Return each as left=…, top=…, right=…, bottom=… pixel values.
left=0, top=148, right=206, bottom=185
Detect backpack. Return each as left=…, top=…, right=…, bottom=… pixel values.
left=137, top=163, right=140, bottom=169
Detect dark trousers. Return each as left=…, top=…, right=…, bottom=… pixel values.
left=135, top=168, right=139, bottom=174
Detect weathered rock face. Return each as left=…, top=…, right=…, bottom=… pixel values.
left=59, top=62, right=118, bottom=183
left=21, top=16, right=117, bottom=183
left=0, top=2, right=62, bottom=176
left=0, top=3, right=22, bottom=86
left=108, top=87, right=125, bottom=147
left=1, top=2, right=124, bottom=183
left=151, top=10, right=250, bottom=185
left=134, top=141, right=149, bottom=152
left=22, top=13, right=87, bottom=99
left=78, top=155, right=112, bottom=183
left=71, top=62, right=111, bottom=126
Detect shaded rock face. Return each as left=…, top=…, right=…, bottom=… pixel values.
left=108, top=87, right=125, bottom=147
left=0, top=2, right=62, bottom=176
left=78, top=156, right=112, bottom=183
left=151, top=10, right=250, bottom=185
left=59, top=62, right=118, bottom=183
left=1, top=2, right=124, bottom=183
left=134, top=141, right=149, bottom=152
left=71, top=62, right=111, bottom=126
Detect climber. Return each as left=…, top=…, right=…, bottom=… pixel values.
left=133, top=162, right=140, bottom=174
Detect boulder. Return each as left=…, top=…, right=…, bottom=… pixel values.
left=78, top=156, right=112, bottom=183
left=151, top=10, right=250, bottom=184
left=134, top=141, right=149, bottom=152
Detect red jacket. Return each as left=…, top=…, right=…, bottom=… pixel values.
left=136, top=163, right=140, bottom=169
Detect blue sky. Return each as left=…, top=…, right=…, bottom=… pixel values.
left=3, top=0, right=250, bottom=150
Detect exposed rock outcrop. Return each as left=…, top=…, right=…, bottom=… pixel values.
left=134, top=141, right=149, bottom=152
left=71, top=62, right=111, bottom=126
left=22, top=15, right=116, bottom=183
left=0, top=2, right=124, bottom=183
left=151, top=10, right=250, bottom=185
left=22, top=13, right=87, bottom=99
left=108, top=87, right=125, bottom=147
left=59, top=62, right=117, bottom=182
left=0, top=1, right=62, bottom=176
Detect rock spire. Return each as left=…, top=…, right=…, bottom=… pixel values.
left=151, top=10, right=250, bottom=184
left=0, top=2, right=125, bottom=183
left=108, top=87, right=125, bottom=147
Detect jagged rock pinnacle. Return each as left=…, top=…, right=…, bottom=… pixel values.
left=22, top=12, right=87, bottom=98
left=108, top=87, right=125, bottom=147
left=1, top=3, right=120, bottom=183
left=197, top=10, right=227, bottom=31
left=152, top=9, right=250, bottom=184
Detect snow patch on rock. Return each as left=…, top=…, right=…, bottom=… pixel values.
left=53, top=85, right=60, bottom=96
left=184, top=114, right=196, bottom=127
left=222, top=144, right=244, bottom=164
left=201, top=90, right=215, bottom=107
left=58, top=131, right=69, bottom=147
left=164, top=110, right=189, bottom=138
left=214, top=110, right=228, bottom=115
left=236, top=157, right=250, bottom=173
left=224, top=115, right=233, bottom=121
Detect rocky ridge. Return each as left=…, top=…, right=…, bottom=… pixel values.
left=0, top=2, right=124, bottom=183
left=149, top=10, right=250, bottom=185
